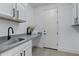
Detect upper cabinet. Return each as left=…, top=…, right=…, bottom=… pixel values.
left=17, top=3, right=27, bottom=21
left=72, top=4, right=79, bottom=26
left=0, top=3, right=13, bottom=16
left=0, top=3, right=26, bottom=23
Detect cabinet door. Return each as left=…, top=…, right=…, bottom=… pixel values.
left=14, top=52, right=21, bottom=56
left=22, top=40, right=32, bottom=56
left=14, top=51, right=23, bottom=56
left=24, top=42, right=32, bottom=56
left=17, top=3, right=26, bottom=20
left=0, top=3, right=13, bottom=16
left=25, top=47, right=32, bottom=56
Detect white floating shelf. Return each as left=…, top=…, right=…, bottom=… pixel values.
left=0, top=13, right=26, bottom=23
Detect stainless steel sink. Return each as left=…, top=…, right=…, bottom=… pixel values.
left=17, top=38, right=25, bottom=41
left=2, top=38, right=25, bottom=45
left=8, top=38, right=25, bottom=44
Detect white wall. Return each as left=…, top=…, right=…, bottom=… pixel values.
left=0, top=3, right=34, bottom=36
left=33, top=3, right=79, bottom=53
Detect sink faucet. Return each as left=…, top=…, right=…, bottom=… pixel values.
left=8, top=27, right=14, bottom=40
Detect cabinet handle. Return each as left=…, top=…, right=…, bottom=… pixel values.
left=24, top=51, right=25, bottom=56
left=20, top=53, right=22, bottom=56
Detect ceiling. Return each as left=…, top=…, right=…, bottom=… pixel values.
left=29, top=3, right=55, bottom=8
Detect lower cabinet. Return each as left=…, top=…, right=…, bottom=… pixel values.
left=0, top=40, right=32, bottom=56
left=14, top=47, right=32, bottom=56
left=24, top=47, right=32, bottom=56
left=14, top=52, right=21, bottom=56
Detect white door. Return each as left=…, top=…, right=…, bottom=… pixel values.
left=41, top=8, right=58, bottom=49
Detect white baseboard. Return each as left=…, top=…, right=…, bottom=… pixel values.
left=33, top=45, right=79, bottom=54
left=58, top=48, right=79, bottom=54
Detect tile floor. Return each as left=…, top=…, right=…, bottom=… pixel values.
left=32, top=47, right=79, bottom=56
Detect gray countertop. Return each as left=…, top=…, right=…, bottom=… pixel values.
left=0, top=33, right=42, bottom=54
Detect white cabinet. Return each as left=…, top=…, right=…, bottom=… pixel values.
left=72, top=3, right=79, bottom=26
left=0, top=3, right=13, bottom=16
left=23, top=43, right=32, bottom=56
left=17, top=3, right=26, bottom=20
left=14, top=52, right=21, bottom=56
left=22, top=40, right=32, bottom=56
left=0, top=40, right=32, bottom=56
left=0, top=3, right=26, bottom=23
left=25, top=47, right=32, bottom=56
left=12, top=3, right=26, bottom=21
